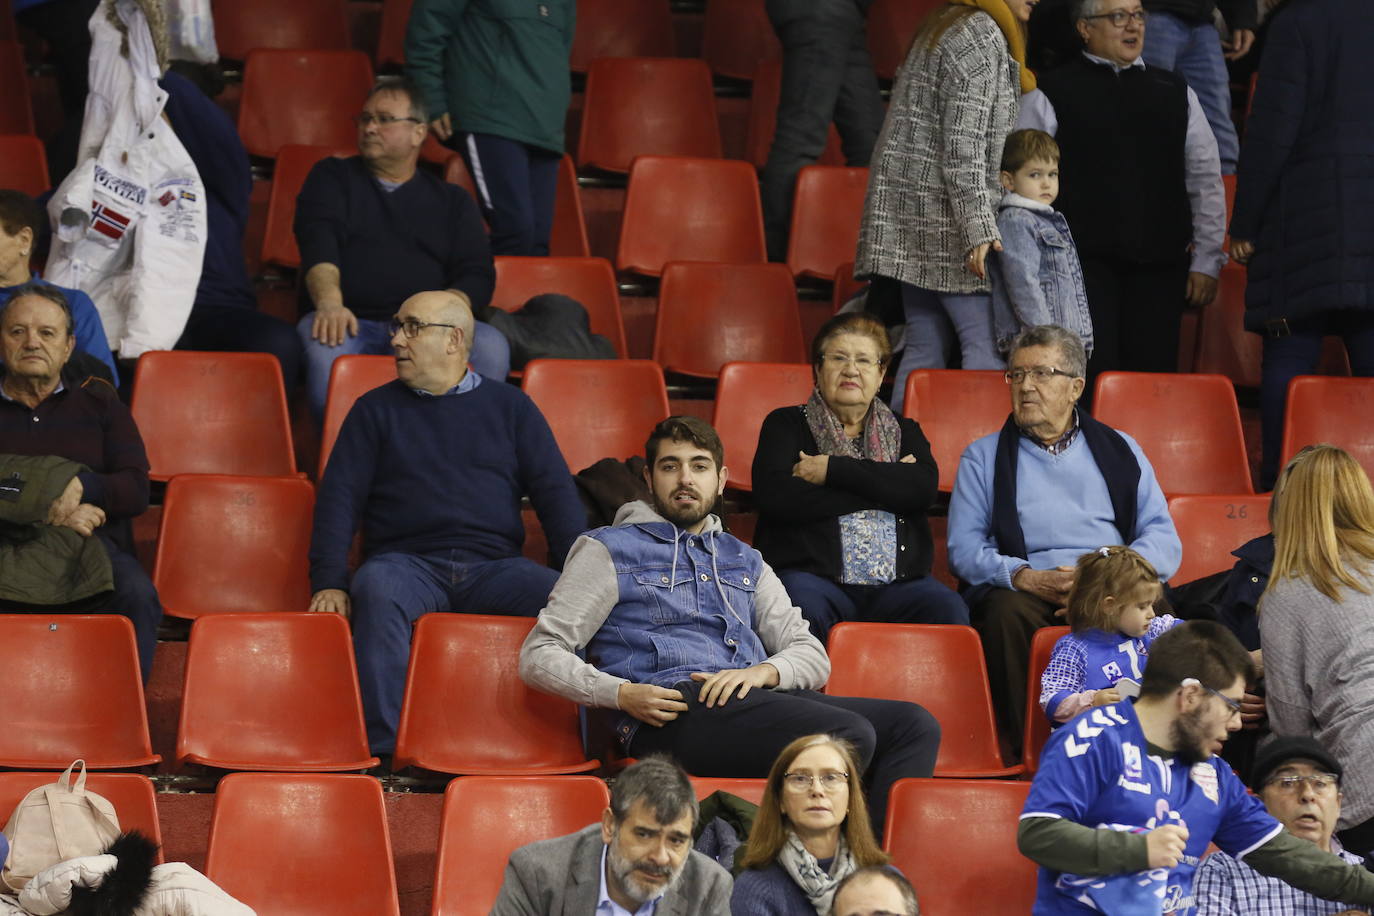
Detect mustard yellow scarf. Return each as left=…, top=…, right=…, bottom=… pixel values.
left=948, top=0, right=1037, bottom=92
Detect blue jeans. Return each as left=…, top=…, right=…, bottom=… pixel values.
left=1142, top=11, right=1239, bottom=174
left=778, top=569, right=970, bottom=645
left=891, top=283, right=1003, bottom=413
left=349, top=551, right=561, bottom=753
left=296, top=315, right=511, bottom=422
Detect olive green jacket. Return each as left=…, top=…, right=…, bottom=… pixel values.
left=0, top=454, right=113, bottom=606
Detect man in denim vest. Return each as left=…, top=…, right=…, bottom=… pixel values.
left=521, top=416, right=941, bottom=835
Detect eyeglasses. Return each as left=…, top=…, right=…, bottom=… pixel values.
left=783, top=771, right=850, bottom=792
left=1181, top=678, right=1242, bottom=718
left=388, top=318, right=457, bottom=339
left=821, top=353, right=883, bottom=372
left=353, top=113, right=422, bottom=128
left=1265, top=773, right=1339, bottom=795
left=1083, top=8, right=1148, bottom=27
left=1004, top=366, right=1078, bottom=385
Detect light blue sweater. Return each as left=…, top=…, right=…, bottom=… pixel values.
left=947, top=429, right=1180, bottom=589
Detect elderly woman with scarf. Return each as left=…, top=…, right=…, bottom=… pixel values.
left=856, top=0, right=1037, bottom=412
left=752, top=313, right=968, bottom=645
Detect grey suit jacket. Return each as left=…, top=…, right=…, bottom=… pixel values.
left=489, top=824, right=733, bottom=916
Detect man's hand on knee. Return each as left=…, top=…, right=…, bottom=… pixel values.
left=1013, top=566, right=1075, bottom=605
left=690, top=663, right=780, bottom=709
left=310, top=588, right=351, bottom=618
left=618, top=683, right=688, bottom=727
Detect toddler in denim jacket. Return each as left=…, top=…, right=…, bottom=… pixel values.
left=988, top=129, right=1094, bottom=355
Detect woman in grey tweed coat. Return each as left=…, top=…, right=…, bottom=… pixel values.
left=856, top=0, right=1036, bottom=412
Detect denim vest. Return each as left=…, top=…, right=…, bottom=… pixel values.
left=988, top=193, right=1094, bottom=355
left=588, top=520, right=771, bottom=747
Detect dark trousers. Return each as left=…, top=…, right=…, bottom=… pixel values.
left=761, top=0, right=886, bottom=260
left=629, top=681, right=940, bottom=837
left=1080, top=256, right=1189, bottom=395
left=1338, top=816, right=1374, bottom=859
left=966, top=584, right=1058, bottom=760
left=16, top=0, right=101, bottom=183
left=459, top=133, right=560, bottom=256
left=176, top=304, right=304, bottom=390
left=777, top=569, right=970, bottom=645
left=1258, top=310, right=1374, bottom=489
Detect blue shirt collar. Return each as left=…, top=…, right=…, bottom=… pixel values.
left=1083, top=50, right=1147, bottom=73
left=410, top=370, right=482, bottom=398
left=0, top=376, right=63, bottom=402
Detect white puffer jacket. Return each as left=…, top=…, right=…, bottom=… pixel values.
left=0, top=856, right=254, bottom=916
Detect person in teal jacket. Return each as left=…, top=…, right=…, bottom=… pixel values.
left=404, top=0, right=575, bottom=256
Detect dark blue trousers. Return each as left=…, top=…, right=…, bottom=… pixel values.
left=459, top=133, right=561, bottom=256
left=778, top=569, right=970, bottom=645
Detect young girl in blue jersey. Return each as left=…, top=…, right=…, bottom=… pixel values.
left=1040, top=545, right=1183, bottom=724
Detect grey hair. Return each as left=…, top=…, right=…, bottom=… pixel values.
left=610, top=755, right=699, bottom=830
left=2, top=281, right=74, bottom=336
left=1071, top=0, right=1105, bottom=21
left=831, top=867, right=919, bottom=916
left=1008, top=325, right=1088, bottom=379
left=368, top=76, right=428, bottom=123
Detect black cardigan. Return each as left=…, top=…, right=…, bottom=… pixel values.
left=750, top=405, right=939, bottom=582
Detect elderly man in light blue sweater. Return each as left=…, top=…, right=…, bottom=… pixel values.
left=947, top=324, right=1180, bottom=758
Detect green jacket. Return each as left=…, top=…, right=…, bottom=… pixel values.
left=405, top=0, right=575, bottom=154
left=0, top=454, right=114, bottom=606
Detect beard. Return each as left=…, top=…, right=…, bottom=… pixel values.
left=651, top=488, right=714, bottom=529
left=1169, top=705, right=1214, bottom=765
left=606, top=838, right=685, bottom=904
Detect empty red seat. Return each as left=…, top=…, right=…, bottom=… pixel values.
left=745, top=59, right=844, bottom=170
left=392, top=614, right=600, bottom=776
left=1093, top=371, right=1253, bottom=496
left=1022, top=625, right=1070, bottom=775
left=431, top=776, right=611, bottom=915
left=154, top=475, right=314, bottom=619
left=867, top=0, right=944, bottom=80
left=884, top=778, right=1036, bottom=916
left=701, top=0, right=780, bottom=80
left=579, top=58, right=722, bottom=173
left=712, top=362, right=815, bottom=491
left=374, top=0, right=414, bottom=68
left=0, top=772, right=162, bottom=858
left=551, top=153, right=592, bottom=257
left=569, top=0, right=675, bottom=72
left=654, top=262, right=805, bottom=377
left=1193, top=265, right=1260, bottom=388
left=0, top=134, right=49, bottom=196
left=1168, top=494, right=1272, bottom=585
left=130, top=351, right=297, bottom=480
left=492, top=256, right=627, bottom=357
left=689, top=776, right=768, bottom=805
left=261, top=144, right=354, bottom=269
left=617, top=157, right=768, bottom=277
left=206, top=774, right=400, bottom=916
left=213, top=0, right=350, bottom=60
left=176, top=613, right=377, bottom=772
left=0, top=616, right=160, bottom=769
left=318, top=354, right=397, bottom=478
left=827, top=623, right=1022, bottom=778
left=0, top=42, right=34, bottom=135
left=1281, top=376, right=1374, bottom=482
left=238, top=50, right=374, bottom=159
left=902, top=369, right=1010, bottom=492
left=787, top=166, right=869, bottom=280
left=522, top=359, right=670, bottom=473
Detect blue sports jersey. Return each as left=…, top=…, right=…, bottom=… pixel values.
left=1041, top=616, right=1183, bottom=721
left=1022, top=700, right=1281, bottom=915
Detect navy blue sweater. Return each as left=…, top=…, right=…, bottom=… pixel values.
left=294, top=157, right=495, bottom=322
left=309, top=378, right=585, bottom=592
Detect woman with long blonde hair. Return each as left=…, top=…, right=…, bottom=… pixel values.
left=1261, top=444, right=1374, bottom=855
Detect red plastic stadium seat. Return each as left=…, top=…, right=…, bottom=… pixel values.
left=551, top=153, right=591, bottom=257
left=0, top=134, right=49, bottom=196
left=431, top=776, right=611, bottom=916
left=867, top=0, right=944, bottom=80
left=827, top=623, right=1022, bottom=778
left=213, top=0, right=349, bottom=60
left=442, top=153, right=478, bottom=201
left=261, top=144, right=353, bottom=269
left=1022, top=625, right=1070, bottom=776
left=0, top=616, right=160, bottom=769
left=884, top=778, right=1036, bottom=916
left=0, top=772, right=163, bottom=858
left=522, top=359, right=670, bottom=473
left=712, top=362, right=814, bottom=491
left=1168, top=494, right=1272, bottom=586
left=318, top=355, right=396, bottom=479
left=492, top=256, right=626, bottom=357
left=1193, top=265, right=1260, bottom=388
left=832, top=261, right=867, bottom=312
left=787, top=166, right=869, bottom=280
left=206, top=774, right=399, bottom=916
left=131, top=351, right=296, bottom=480
left=154, top=475, right=314, bottom=619
left=392, top=615, right=600, bottom=776
left=238, top=50, right=374, bottom=159
left=701, top=0, right=781, bottom=80
left=1280, top=376, right=1374, bottom=481
left=1093, top=372, right=1253, bottom=496
left=902, top=369, right=1009, bottom=492
left=0, top=42, right=34, bottom=135
left=569, top=0, right=675, bottom=72
left=176, top=613, right=377, bottom=772
left=375, top=0, right=414, bottom=68
left=745, top=59, right=844, bottom=170
left=579, top=58, right=721, bottom=173
left=689, top=777, right=768, bottom=805
left=617, top=157, right=768, bottom=277
left=654, top=262, right=805, bottom=377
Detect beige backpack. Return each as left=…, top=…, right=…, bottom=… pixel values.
left=1, top=759, right=122, bottom=892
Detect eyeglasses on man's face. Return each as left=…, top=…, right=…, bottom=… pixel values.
left=354, top=113, right=422, bottom=128
left=821, top=353, right=883, bottom=372
left=1181, top=678, right=1243, bottom=718
left=782, top=770, right=850, bottom=792
left=1004, top=366, right=1077, bottom=385
left=388, top=318, right=457, bottom=339
left=1084, top=8, right=1148, bottom=27
left=1265, top=773, right=1339, bottom=795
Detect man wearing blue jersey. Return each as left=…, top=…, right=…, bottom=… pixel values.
left=1019, top=621, right=1374, bottom=915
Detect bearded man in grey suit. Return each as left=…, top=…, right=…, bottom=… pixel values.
left=489, top=756, right=733, bottom=915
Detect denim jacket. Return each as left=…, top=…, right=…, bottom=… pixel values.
left=520, top=501, right=829, bottom=749
left=987, top=192, right=1094, bottom=354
